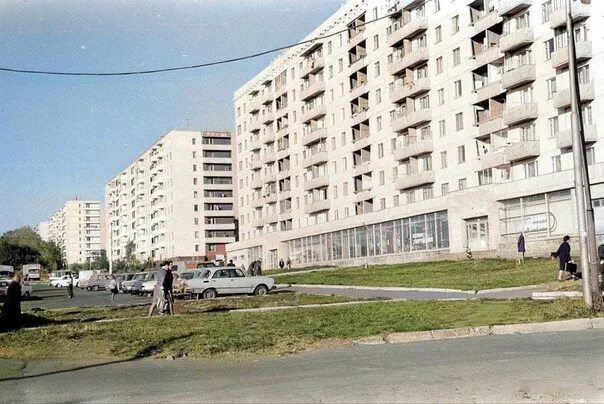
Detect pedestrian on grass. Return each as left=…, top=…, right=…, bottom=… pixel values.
left=517, top=232, right=526, bottom=264
left=109, top=276, right=119, bottom=303
left=286, top=257, right=292, bottom=270
left=279, top=258, right=285, bottom=270
left=249, top=260, right=257, bottom=277
left=0, top=273, right=22, bottom=331
left=67, top=274, right=74, bottom=299
left=553, top=235, right=572, bottom=281
left=148, top=260, right=174, bottom=317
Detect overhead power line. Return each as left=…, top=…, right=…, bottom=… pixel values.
left=0, top=11, right=396, bottom=77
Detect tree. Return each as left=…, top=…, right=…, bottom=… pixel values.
left=0, top=227, right=64, bottom=271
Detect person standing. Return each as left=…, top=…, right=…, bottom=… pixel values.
left=279, top=258, right=285, bottom=270
left=108, top=276, right=118, bottom=303
left=517, top=232, right=526, bottom=264
left=286, top=258, right=292, bottom=271
left=67, top=274, right=74, bottom=299
left=256, top=259, right=263, bottom=276
left=148, top=261, right=173, bottom=317
left=553, top=235, right=572, bottom=281
left=249, top=260, right=256, bottom=277
left=227, top=259, right=236, bottom=267
left=1, top=273, right=22, bottom=331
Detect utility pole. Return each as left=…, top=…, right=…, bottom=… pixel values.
left=566, top=0, right=603, bottom=310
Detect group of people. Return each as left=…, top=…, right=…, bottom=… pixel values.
left=148, top=260, right=174, bottom=317
left=518, top=232, right=578, bottom=281
left=278, top=258, right=292, bottom=270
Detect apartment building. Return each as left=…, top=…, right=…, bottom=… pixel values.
left=105, top=130, right=236, bottom=264
left=228, top=0, right=604, bottom=269
left=43, top=200, right=102, bottom=265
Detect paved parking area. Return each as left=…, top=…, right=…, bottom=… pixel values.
left=22, top=284, right=151, bottom=310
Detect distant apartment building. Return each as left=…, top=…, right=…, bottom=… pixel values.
left=105, top=130, right=236, bottom=263
left=228, top=0, right=604, bottom=269
left=44, top=200, right=102, bottom=265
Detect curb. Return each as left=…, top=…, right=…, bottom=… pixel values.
left=287, top=284, right=476, bottom=295
left=532, top=291, right=583, bottom=300
left=355, top=318, right=604, bottom=345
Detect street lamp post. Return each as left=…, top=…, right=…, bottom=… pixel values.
left=566, top=0, right=603, bottom=310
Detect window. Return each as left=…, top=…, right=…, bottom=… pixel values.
left=435, top=26, right=442, bottom=43
left=546, top=78, right=556, bottom=99
left=438, top=88, right=445, bottom=105
left=542, top=1, right=552, bottom=23
left=453, top=48, right=461, bottom=66
left=452, top=15, right=459, bottom=34
left=587, top=147, right=595, bottom=165
left=379, top=171, right=385, bottom=185
left=524, top=161, right=538, bottom=178
left=478, top=168, right=493, bottom=185
left=458, top=178, right=467, bottom=190
left=434, top=0, right=440, bottom=12
left=436, top=57, right=443, bottom=74
left=454, top=80, right=462, bottom=98
left=455, top=113, right=464, bottom=131
left=343, top=182, right=348, bottom=196
left=338, top=58, right=343, bottom=72
left=548, top=116, right=559, bottom=138
left=376, top=89, right=382, bottom=104
left=192, top=137, right=196, bottom=145
left=374, top=62, right=381, bottom=77
left=377, top=116, right=382, bottom=130
left=380, top=198, right=386, bottom=210
left=552, top=155, right=561, bottom=172
left=373, top=34, right=379, bottom=50
left=378, top=143, right=384, bottom=158
left=457, top=145, right=466, bottom=163
left=544, top=39, right=554, bottom=61
left=393, top=195, right=400, bottom=206
left=440, top=151, right=448, bottom=168
left=439, top=120, right=446, bottom=137
left=341, top=132, right=346, bottom=145
left=327, top=41, right=332, bottom=54
left=441, top=183, right=449, bottom=195
left=578, top=65, right=590, bottom=84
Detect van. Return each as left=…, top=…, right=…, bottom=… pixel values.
left=22, top=264, right=41, bottom=281
left=0, top=265, right=14, bottom=279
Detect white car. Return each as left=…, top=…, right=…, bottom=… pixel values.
left=51, top=275, right=79, bottom=288
left=185, top=267, right=274, bottom=299
left=141, top=272, right=157, bottom=295
left=0, top=279, right=32, bottom=299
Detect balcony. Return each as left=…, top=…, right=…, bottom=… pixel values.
left=392, top=109, right=431, bottom=132
left=262, top=152, right=276, bottom=164
left=475, top=81, right=504, bottom=103
left=349, top=55, right=367, bottom=72
left=352, top=161, right=371, bottom=177
left=277, top=167, right=290, bottom=180
left=390, top=78, right=430, bottom=103
left=473, top=11, right=500, bottom=33
left=251, top=217, right=264, bottom=228
left=263, top=214, right=279, bottom=225
left=250, top=176, right=263, bottom=189
left=303, top=150, right=329, bottom=168
left=349, top=81, right=368, bottom=100
left=393, top=138, right=433, bottom=161
left=352, top=135, right=371, bottom=150
left=348, top=29, right=365, bottom=48
left=302, top=127, right=328, bottom=146
left=304, top=199, right=330, bottom=214
left=478, top=116, right=506, bottom=137
left=264, top=194, right=278, bottom=204
left=551, top=2, right=590, bottom=29
left=553, top=82, right=595, bottom=109
left=354, top=188, right=372, bottom=202
left=249, top=119, right=261, bottom=133
left=387, top=16, right=428, bottom=47
left=475, top=46, right=503, bottom=67
left=301, top=80, right=326, bottom=101
left=505, top=140, right=540, bottom=163
left=498, top=0, right=532, bottom=17
left=261, top=111, right=275, bottom=124
left=350, top=109, right=369, bottom=127
left=551, top=41, right=592, bottom=70
left=251, top=198, right=264, bottom=209
left=302, top=103, right=327, bottom=123
left=279, top=190, right=291, bottom=201
left=249, top=137, right=262, bottom=151
left=262, top=131, right=275, bottom=144
left=502, top=103, right=538, bottom=126
left=248, top=99, right=260, bottom=114
left=499, top=27, right=534, bottom=53
left=300, top=57, right=325, bottom=78
left=556, top=124, right=598, bottom=149
left=480, top=150, right=507, bottom=169
left=389, top=48, right=429, bottom=75
left=501, top=64, right=535, bottom=89
left=263, top=172, right=277, bottom=183
left=304, top=175, right=329, bottom=191
left=276, top=125, right=289, bottom=140
left=261, top=91, right=272, bottom=105
left=395, top=170, right=435, bottom=190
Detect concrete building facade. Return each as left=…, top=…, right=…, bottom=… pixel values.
left=44, top=200, right=103, bottom=265
left=228, top=0, right=604, bottom=269
left=105, top=130, right=236, bottom=264
left=36, top=220, right=51, bottom=242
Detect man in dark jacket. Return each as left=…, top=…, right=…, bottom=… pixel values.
left=1, top=273, right=22, bottom=331
left=517, top=232, right=526, bottom=264
left=148, top=261, right=174, bottom=316
left=553, top=235, right=572, bottom=281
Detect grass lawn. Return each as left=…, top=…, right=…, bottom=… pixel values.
left=0, top=359, right=25, bottom=379
left=0, top=298, right=597, bottom=363
left=277, top=258, right=558, bottom=290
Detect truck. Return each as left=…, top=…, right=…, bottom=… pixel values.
left=0, top=265, right=14, bottom=279
left=22, top=264, right=42, bottom=281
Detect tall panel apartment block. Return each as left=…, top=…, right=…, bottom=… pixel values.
left=105, top=130, right=236, bottom=264
left=228, top=0, right=604, bottom=269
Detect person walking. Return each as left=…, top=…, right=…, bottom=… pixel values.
left=148, top=261, right=174, bottom=317
left=67, top=274, right=74, bottom=299
left=0, top=273, right=22, bottom=331
left=517, top=232, right=526, bottom=264
left=256, top=259, right=263, bottom=276
left=553, top=235, right=572, bottom=281
left=279, top=258, right=285, bottom=270
left=249, top=260, right=257, bottom=277
left=286, top=257, right=292, bottom=270
left=108, top=276, right=118, bottom=303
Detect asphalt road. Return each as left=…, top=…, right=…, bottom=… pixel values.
left=289, top=285, right=535, bottom=300
left=2, top=329, right=602, bottom=403
left=21, top=284, right=151, bottom=310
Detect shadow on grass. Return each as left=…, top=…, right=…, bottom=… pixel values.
left=0, top=332, right=197, bottom=382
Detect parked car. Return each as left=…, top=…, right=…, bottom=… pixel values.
left=184, top=267, right=274, bottom=299
left=141, top=272, right=157, bottom=295
left=0, top=279, right=32, bottom=299
left=121, top=272, right=150, bottom=294
left=51, top=275, right=79, bottom=288
left=114, top=273, right=135, bottom=291
left=84, top=274, right=112, bottom=291
left=173, top=270, right=203, bottom=295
